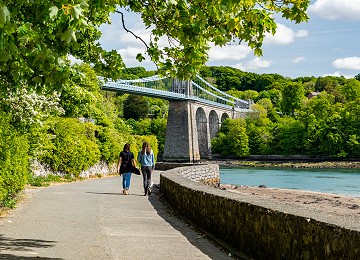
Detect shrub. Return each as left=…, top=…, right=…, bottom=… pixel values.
left=96, top=126, right=126, bottom=163
left=42, top=118, right=101, bottom=177
left=0, top=111, right=29, bottom=206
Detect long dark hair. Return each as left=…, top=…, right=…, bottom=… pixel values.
left=141, top=141, right=151, bottom=155
left=123, top=143, right=130, bottom=152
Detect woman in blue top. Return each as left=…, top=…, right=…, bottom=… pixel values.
left=138, top=141, right=155, bottom=196
left=117, top=143, right=136, bottom=195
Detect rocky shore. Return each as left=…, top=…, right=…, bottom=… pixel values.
left=208, top=159, right=360, bottom=222
left=213, top=159, right=360, bottom=169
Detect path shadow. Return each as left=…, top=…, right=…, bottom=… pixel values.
left=86, top=191, right=121, bottom=196
left=147, top=184, right=236, bottom=259
left=86, top=191, right=144, bottom=197
left=0, top=235, right=62, bottom=259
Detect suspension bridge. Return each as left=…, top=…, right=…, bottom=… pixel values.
left=100, top=75, right=252, bottom=162
left=100, top=75, right=252, bottom=112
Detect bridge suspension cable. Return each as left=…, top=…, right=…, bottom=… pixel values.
left=100, top=75, right=251, bottom=111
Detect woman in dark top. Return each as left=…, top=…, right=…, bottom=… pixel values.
left=117, top=143, right=136, bottom=195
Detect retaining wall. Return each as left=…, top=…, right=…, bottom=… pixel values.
left=160, top=165, right=360, bottom=259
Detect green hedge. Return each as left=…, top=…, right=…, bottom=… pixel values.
left=37, top=118, right=158, bottom=177
left=0, top=112, right=29, bottom=206
left=97, top=126, right=126, bottom=163
left=42, top=118, right=101, bottom=177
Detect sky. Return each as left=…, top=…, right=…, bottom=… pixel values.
left=99, top=0, right=360, bottom=79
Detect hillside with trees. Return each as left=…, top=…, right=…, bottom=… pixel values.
left=203, top=66, right=360, bottom=158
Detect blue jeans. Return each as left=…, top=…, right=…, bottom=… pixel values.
left=122, top=172, right=132, bottom=190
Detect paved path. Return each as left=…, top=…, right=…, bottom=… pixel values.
left=0, top=172, right=232, bottom=259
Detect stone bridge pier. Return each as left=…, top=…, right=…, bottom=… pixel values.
left=163, top=80, right=246, bottom=162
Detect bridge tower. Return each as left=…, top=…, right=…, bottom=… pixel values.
left=163, top=79, right=200, bottom=162
left=163, top=80, right=240, bottom=162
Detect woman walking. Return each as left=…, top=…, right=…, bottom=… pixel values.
left=117, top=143, right=136, bottom=195
left=138, top=142, right=155, bottom=196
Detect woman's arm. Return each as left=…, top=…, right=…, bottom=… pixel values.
left=117, top=155, right=122, bottom=173
left=131, top=158, right=136, bottom=168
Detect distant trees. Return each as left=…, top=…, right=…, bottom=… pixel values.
left=123, top=94, right=148, bottom=120
left=212, top=118, right=249, bottom=157
left=207, top=65, right=360, bottom=159
left=281, top=82, right=304, bottom=116
left=355, top=73, right=360, bottom=81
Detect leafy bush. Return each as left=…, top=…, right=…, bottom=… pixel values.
left=42, top=118, right=101, bottom=177
left=96, top=126, right=126, bottom=163
left=271, top=117, right=306, bottom=155
left=211, top=118, right=249, bottom=157
left=0, top=111, right=29, bottom=206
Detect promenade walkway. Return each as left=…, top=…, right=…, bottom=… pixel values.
left=0, top=171, right=232, bottom=259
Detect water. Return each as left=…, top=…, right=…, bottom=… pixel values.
left=220, top=167, right=360, bottom=197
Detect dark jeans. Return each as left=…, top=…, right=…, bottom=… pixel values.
left=141, top=166, right=152, bottom=193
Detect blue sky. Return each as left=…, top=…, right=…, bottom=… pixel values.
left=99, top=0, right=360, bottom=79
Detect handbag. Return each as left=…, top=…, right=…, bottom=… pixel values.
left=132, top=167, right=141, bottom=175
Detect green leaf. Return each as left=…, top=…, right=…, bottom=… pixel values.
left=4, top=23, right=16, bottom=35
left=80, top=1, right=89, bottom=9
left=73, top=4, right=83, bottom=19
left=32, top=76, right=42, bottom=84
left=136, top=53, right=145, bottom=62
left=227, top=19, right=235, bottom=31
left=168, top=0, right=177, bottom=5
left=0, top=6, right=10, bottom=27
left=49, top=6, right=59, bottom=19
left=61, top=28, right=76, bottom=43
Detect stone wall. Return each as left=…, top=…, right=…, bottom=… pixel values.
left=31, top=159, right=117, bottom=178
left=160, top=165, right=360, bottom=259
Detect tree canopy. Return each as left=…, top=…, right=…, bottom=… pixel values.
left=0, top=0, right=310, bottom=94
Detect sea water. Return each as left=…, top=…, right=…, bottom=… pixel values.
left=220, top=166, right=360, bottom=197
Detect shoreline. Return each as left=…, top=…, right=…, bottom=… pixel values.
left=211, top=159, right=360, bottom=169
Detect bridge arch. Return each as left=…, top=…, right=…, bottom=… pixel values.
left=209, top=110, right=219, bottom=140
left=196, top=107, right=209, bottom=158
left=221, top=113, right=230, bottom=122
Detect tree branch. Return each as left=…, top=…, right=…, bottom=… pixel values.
left=115, top=10, right=150, bottom=50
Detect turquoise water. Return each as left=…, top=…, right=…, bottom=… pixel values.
left=220, top=167, right=360, bottom=197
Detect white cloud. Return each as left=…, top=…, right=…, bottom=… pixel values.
left=296, top=30, right=308, bottom=38
left=117, top=47, right=156, bottom=69
left=264, top=24, right=308, bottom=45
left=322, top=71, right=355, bottom=79
left=101, top=22, right=151, bottom=48
left=332, top=56, right=360, bottom=70
left=68, top=55, right=82, bottom=64
left=247, top=57, right=272, bottom=69
left=293, top=57, right=306, bottom=63
left=208, top=44, right=252, bottom=62
left=234, top=57, right=272, bottom=70
left=309, top=0, right=360, bottom=21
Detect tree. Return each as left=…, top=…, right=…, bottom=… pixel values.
left=340, top=79, right=360, bottom=102
left=0, top=1, right=124, bottom=98
left=355, top=73, right=360, bottom=81
left=211, top=118, right=249, bottom=157
left=271, top=117, right=306, bottom=155
left=123, top=94, right=148, bottom=120
left=281, top=82, right=304, bottom=116
left=0, top=0, right=310, bottom=95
